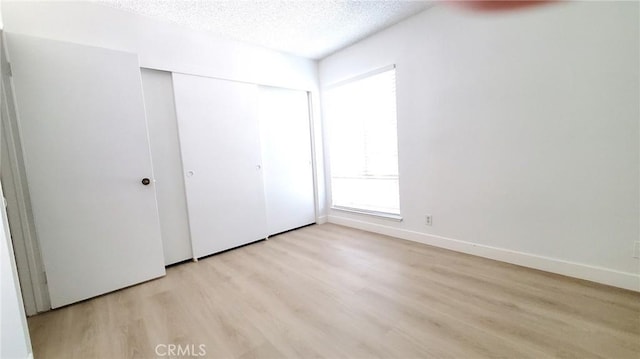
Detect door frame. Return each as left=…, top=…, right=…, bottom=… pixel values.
left=0, top=31, right=50, bottom=315
left=306, top=91, right=321, bottom=224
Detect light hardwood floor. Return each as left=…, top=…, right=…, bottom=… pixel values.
left=28, top=224, right=640, bottom=358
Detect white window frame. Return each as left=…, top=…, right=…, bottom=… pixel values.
left=325, top=65, right=401, bottom=220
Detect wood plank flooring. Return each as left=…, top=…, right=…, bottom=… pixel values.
left=28, top=224, right=640, bottom=358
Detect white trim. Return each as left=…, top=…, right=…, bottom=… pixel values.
left=331, top=206, right=402, bottom=221
left=144, top=66, right=314, bottom=93
left=327, top=215, right=640, bottom=292
left=306, top=91, right=321, bottom=226
left=324, top=64, right=396, bottom=89
left=316, top=215, right=328, bottom=224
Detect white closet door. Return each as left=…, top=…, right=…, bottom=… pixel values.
left=172, top=73, right=267, bottom=258
left=140, top=69, right=192, bottom=265
left=259, top=87, right=316, bottom=235
left=7, top=34, right=165, bottom=308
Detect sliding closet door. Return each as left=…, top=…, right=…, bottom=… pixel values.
left=140, top=69, right=192, bottom=265
left=7, top=34, right=165, bottom=308
left=259, top=87, right=315, bottom=235
left=172, top=73, right=267, bottom=258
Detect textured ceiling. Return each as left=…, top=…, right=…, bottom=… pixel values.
left=98, top=1, right=434, bottom=59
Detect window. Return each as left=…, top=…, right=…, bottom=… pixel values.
left=325, top=66, right=400, bottom=217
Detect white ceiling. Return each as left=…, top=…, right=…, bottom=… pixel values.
left=98, top=0, right=434, bottom=59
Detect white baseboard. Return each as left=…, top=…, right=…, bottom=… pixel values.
left=316, top=215, right=328, bottom=224
left=327, top=215, right=640, bottom=292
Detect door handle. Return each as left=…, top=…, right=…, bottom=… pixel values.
left=141, top=178, right=151, bottom=185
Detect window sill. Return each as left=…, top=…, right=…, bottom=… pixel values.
left=331, top=206, right=403, bottom=222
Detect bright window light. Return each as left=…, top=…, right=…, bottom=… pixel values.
left=326, top=66, right=400, bottom=215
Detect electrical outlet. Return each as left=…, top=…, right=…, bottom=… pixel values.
left=633, top=241, right=640, bottom=259
left=425, top=215, right=433, bottom=226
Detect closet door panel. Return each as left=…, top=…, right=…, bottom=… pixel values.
left=172, top=73, right=267, bottom=258
left=259, top=87, right=315, bottom=235
left=7, top=34, right=165, bottom=308
left=140, top=69, right=192, bottom=265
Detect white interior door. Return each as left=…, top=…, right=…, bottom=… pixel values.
left=259, top=87, right=316, bottom=235
left=7, top=34, right=165, bottom=308
left=172, top=73, right=267, bottom=258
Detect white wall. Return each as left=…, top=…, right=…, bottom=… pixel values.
left=320, top=2, right=640, bottom=290
left=1, top=1, right=313, bottom=90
